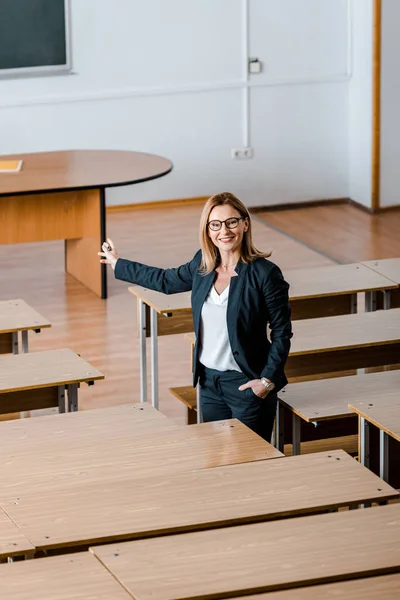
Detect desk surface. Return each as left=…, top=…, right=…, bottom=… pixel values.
left=281, top=370, right=400, bottom=423
left=0, top=419, right=280, bottom=495
left=0, top=348, right=104, bottom=393
left=0, top=553, right=132, bottom=600
left=91, top=503, right=400, bottom=600
left=0, top=507, right=35, bottom=559
left=349, top=396, right=400, bottom=443
left=362, top=258, right=400, bottom=285
left=285, top=262, right=397, bottom=298
left=3, top=450, right=396, bottom=551
left=128, top=262, right=398, bottom=315
left=0, top=150, right=172, bottom=196
left=290, top=308, right=400, bottom=355
left=0, top=299, right=51, bottom=334
left=234, top=574, right=400, bottom=600
left=185, top=309, right=400, bottom=355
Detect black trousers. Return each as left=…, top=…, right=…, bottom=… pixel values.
left=199, top=366, right=278, bottom=443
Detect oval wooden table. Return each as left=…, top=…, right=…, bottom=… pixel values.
left=0, top=150, right=172, bottom=298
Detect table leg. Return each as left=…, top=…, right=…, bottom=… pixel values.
left=275, top=402, right=285, bottom=452
left=21, top=330, right=29, bottom=353
left=365, top=291, right=377, bottom=312
left=292, top=413, right=301, bottom=455
left=383, top=290, right=391, bottom=310
left=58, top=386, right=66, bottom=413
left=196, top=383, right=203, bottom=423
left=67, top=384, right=79, bottom=412
left=150, top=307, right=159, bottom=410
left=379, top=429, right=389, bottom=482
left=138, top=299, right=148, bottom=403
left=11, top=332, right=19, bottom=354
left=360, top=416, right=370, bottom=469
left=350, top=293, right=357, bottom=314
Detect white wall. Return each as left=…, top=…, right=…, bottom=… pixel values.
left=380, top=0, right=400, bottom=208
left=348, top=0, right=374, bottom=209
left=0, top=0, right=350, bottom=207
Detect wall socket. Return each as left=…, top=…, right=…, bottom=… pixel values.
left=231, top=147, right=254, bottom=159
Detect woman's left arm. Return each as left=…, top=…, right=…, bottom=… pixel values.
left=260, top=265, right=292, bottom=383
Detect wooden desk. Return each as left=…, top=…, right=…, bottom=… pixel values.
left=0, top=553, right=132, bottom=599
left=0, top=418, right=279, bottom=496
left=0, top=348, right=104, bottom=415
left=186, top=309, right=400, bottom=378
left=285, top=262, right=397, bottom=317
left=362, top=258, right=400, bottom=308
left=90, top=503, right=400, bottom=600
left=0, top=150, right=172, bottom=298
left=287, top=308, right=400, bottom=378
left=131, top=263, right=396, bottom=406
left=231, top=574, right=400, bottom=599
left=350, top=393, right=400, bottom=483
left=0, top=299, right=51, bottom=354
left=278, top=370, right=400, bottom=455
left=0, top=507, right=35, bottom=561
left=3, top=450, right=396, bottom=553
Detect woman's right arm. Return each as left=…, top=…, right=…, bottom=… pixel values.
left=99, top=239, right=200, bottom=294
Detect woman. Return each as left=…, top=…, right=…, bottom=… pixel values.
left=99, top=192, right=292, bottom=442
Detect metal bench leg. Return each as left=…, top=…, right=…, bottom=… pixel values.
left=150, top=308, right=159, bottom=410
left=275, top=402, right=285, bottom=453
left=21, top=330, right=29, bottom=353
left=292, top=413, right=301, bottom=455
left=138, top=299, right=147, bottom=403
left=380, top=429, right=389, bottom=482
left=12, top=332, right=19, bottom=354
left=58, top=386, right=66, bottom=413
left=67, top=383, right=79, bottom=412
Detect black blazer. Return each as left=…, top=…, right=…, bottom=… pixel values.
left=115, top=250, right=292, bottom=392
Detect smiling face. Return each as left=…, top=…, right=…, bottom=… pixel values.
left=207, top=203, right=249, bottom=257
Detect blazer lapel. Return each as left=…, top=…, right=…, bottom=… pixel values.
left=192, top=270, right=215, bottom=337
left=227, top=261, right=248, bottom=336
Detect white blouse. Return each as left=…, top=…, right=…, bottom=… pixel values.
left=198, top=284, right=241, bottom=372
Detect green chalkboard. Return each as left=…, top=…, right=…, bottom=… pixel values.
left=0, top=0, right=69, bottom=75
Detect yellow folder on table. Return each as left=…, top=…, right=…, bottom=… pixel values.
left=0, top=160, right=23, bottom=173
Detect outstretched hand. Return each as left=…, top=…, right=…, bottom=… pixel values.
left=98, top=238, right=118, bottom=270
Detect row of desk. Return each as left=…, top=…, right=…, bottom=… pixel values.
left=0, top=299, right=104, bottom=417
left=130, top=258, right=400, bottom=407
left=0, top=402, right=399, bottom=597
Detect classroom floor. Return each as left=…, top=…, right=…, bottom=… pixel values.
left=0, top=201, right=398, bottom=425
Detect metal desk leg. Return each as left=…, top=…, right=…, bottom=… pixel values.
left=67, top=383, right=79, bottom=412
left=383, top=290, right=391, bottom=310
left=379, top=429, right=389, bottom=482
left=58, top=386, right=66, bottom=413
left=21, top=330, right=29, bottom=353
left=350, top=293, right=357, bottom=314
left=275, top=402, right=285, bottom=453
left=360, top=417, right=370, bottom=469
left=365, top=291, right=377, bottom=312
left=11, top=332, right=19, bottom=354
left=196, top=383, right=202, bottom=423
left=138, top=299, right=147, bottom=403
left=150, top=307, right=159, bottom=410
left=292, top=413, right=301, bottom=455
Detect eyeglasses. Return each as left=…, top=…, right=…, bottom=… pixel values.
left=207, top=217, right=245, bottom=231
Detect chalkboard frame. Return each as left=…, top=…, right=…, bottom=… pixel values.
left=0, top=0, right=72, bottom=79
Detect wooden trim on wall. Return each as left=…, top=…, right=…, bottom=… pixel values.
left=106, top=196, right=208, bottom=213
left=371, top=0, right=382, bottom=212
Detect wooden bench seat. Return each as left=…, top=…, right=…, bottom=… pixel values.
left=0, top=298, right=51, bottom=355
left=0, top=348, right=104, bottom=415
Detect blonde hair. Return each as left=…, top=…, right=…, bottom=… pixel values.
left=199, top=192, right=272, bottom=274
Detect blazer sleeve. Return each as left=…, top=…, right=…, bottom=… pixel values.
left=114, top=250, right=201, bottom=294
left=260, top=265, right=293, bottom=383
